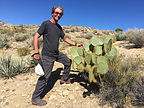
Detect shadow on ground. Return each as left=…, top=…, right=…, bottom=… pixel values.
left=40, top=68, right=63, bottom=98
left=70, top=70, right=99, bottom=98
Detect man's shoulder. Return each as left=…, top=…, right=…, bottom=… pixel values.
left=42, top=20, right=51, bottom=25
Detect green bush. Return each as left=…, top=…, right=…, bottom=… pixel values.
left=115, top=28, right=123, bottom=32
left=0, top=55, right=27, bottom=78
left=12, top=26, right=27, bottom=33
left=114, top=32, right=126, bottom=41
left=125, top=29, right=144, bottom=48
left=15, top=34, right=28, bottom=42
left=17, top=47, right=31, bottom=56
left=0, top=36, right=9, bottom=48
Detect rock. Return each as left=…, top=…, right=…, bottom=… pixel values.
left=16, top=84, right=19, bottom=87
left=68, top=94, right=75, bottom=100
left=62, top=90, right=69, bottom=96
left=67, top=87, right=72, bottom=91
left=56, top=89, right=62, bottom=95
left=22, top=94, right=26, bottom=97
left=16, top=104, right=20, bottom=107
left=75, top=86, right=79, bottom=91
left=49, top=95, right=56, bottom=101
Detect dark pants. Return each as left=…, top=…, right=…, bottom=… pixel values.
left=32, top=52, right=72, bottom=99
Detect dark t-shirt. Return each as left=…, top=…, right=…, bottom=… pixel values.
left=37, top=20, right=65, bottom=56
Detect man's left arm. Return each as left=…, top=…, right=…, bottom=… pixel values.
left=63, top=36, right=83, bottom=48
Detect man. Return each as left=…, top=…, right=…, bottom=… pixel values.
left=31, top=6, right=83, bottom=106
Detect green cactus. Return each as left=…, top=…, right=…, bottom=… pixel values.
left=77, top=48, right=84, bottom=56
left=95, top=46, right=103, bottom=55
left=70, top=46, right=79, bottom=58
left=70, top=35, right=118, bottom=84
left=90, top=36, right=104, bottom=46
left=97, top=56, right=108, bottom=64
left=92, top=54, right=97, bottom=64
left=72, top=61, right=77, bottom=69
left=108, top=47, right=118, bottom=59
left=83, top=41, right=90, bottom=51
left=85, top=53, right=92, bottom=65
left=97, top=62, right=109, bottom=74
left=104, top=35, right=112, bottom=53
left=74, top=56, right=83, bottom=65
left=77, top=63, right=85, bottom=72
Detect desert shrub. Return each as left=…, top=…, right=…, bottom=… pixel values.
left=125, top=29, right=144, bottom=48
left=130, top=78, right=144, bottom=106
left=70, top=26, right=79, bottom=32
left=59, top=41, right=69, bottom=51
left=98, top=56, right=143, bottom=107
left=113, top=32, right=126, bottom=41
left=0, top=36, right=9, bottom=48
left=17, top=47, right=31, bottom=56
left=64, top=28, right=71, bottom=33
left=15, top=34, right=28, bottom=42
left=26, top=36, right=43, bottom=49
left=0, top=29, right=10, bottom=34
left=12, top=25, right=27, bottom=33
left=78, top=32, right=94, bottom=39
left=26, top=37, right=33, bottom=48
left=115, top=28, right=123, bottom=32
left=0, top=55, right=27, bottom=78
left=26, top=56, right=39, bottom=68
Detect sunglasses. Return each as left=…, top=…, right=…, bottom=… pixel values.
left=54, top=12, right=63, bottom=16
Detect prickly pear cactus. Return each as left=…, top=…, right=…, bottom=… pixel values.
left=70, top=35, right=118, bottom=84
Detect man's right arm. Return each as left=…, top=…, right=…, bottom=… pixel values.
left=33, top=32, right=41, bottom=60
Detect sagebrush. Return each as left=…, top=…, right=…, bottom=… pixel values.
left=125, top=29, right=144, bottom=48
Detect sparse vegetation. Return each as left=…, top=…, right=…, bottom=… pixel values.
left=15, top=34, right=29, bottom=42
left=17, top=47, right=31, bottom=56
left=98, top=56, right=143, bottom=107
left=0, top=36, right=9, bottom=48
left=0, top=55, right=27, bottom=78
left=125, top=28, right=144, bottom=48
left=113, top=32, right=126, bottom=41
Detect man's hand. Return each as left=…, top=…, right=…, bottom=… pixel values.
left=76, top=44, right=84, bottom=49
left=34, top=54, right=40, bottom=60
left=32, top=52, right=40, bottom=60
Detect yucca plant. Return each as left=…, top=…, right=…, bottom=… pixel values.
left=0, top=55, right=27, bottom=78
left=26, top=56, right=39, bottom=68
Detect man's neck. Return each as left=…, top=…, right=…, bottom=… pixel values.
left=50, top=18, right=58, bottom=24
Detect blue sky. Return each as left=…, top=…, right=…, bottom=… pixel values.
left=0, top=0, right=144, bottom=31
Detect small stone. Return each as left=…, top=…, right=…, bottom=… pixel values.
left=6, top=89, right=10, bottom=92
left=16, top=84, right=19, bottom=87
left=4, top=81, right=7, bottom=84
left=67, top=87, right=72, bottom=91
left=62, top=90, right=69, bottom=96
left=22, top=94, right=26, bottom=97
left=16, top=104, right=20, bottom=107
left=68, top=94, right=75, bottom=100
left=12, top=89, right=16, bottom=92
left=75, top=86, right=79, bottom=90
left=27, top=95, right=30, bottom=98
left=49, top=95, right=56, bottom=101
left=4, top=102, right=9, bottom=106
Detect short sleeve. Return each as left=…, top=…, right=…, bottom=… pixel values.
left=60, top=30, right=65, bottom=39
left=57, top=24, right=65, bottom=39
left=37, top=21, right=46, bottom=35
